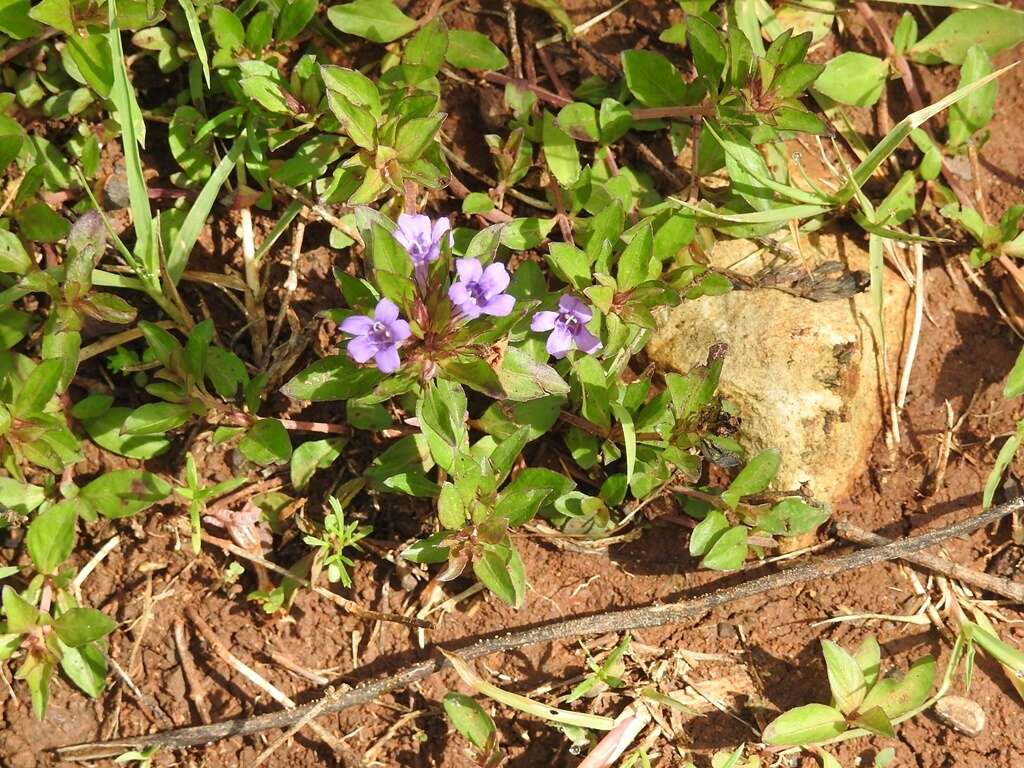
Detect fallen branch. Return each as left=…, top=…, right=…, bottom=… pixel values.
left=835, top=520, right=1024, bottom=604
left=53, top=495, right=1024, bottom=758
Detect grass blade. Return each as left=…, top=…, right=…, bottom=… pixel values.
left=840, top=62, right=1016, bottom=202
left=168, top=138, right=244, bottom=283
left=108, top=0, right=154, bottom=278
left=177, top=0, right=211, bottom=87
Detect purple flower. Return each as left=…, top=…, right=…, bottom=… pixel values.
left=530, top=295, right=602, bottom=359
left=339, top=298, right=411, bottom=374
left=393, top=213, right=451, bottom=268
left=448, top=258, right=515, bottom=320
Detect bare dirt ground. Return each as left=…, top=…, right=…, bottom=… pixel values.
left=2, top=1, right=1023, bottom=766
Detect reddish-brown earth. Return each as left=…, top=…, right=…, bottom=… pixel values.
left=2, top=1, right=1024, bottom=766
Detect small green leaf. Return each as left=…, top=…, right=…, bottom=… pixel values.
left=616, top=221, right=655, bottom=291
left=473, top=539, right=526, bottom=607
left=445, top=29, right=508, bottom=71
left=762, top=703, right=847, bottom=746
left=443, top=693, right=496, bottom=751
left=13, top=359, right=62, bottom=417
left=53, top=607, right=115, bottom=648
left=2, top=586, right=41, bottom=634
left=290, top=438, right=347, bottom=490
left=498, top=347, right=570, bottom=401
left=79, top=469, right=172, bottom=519
left=721, top=448, right=781, bottom=508
left=542, top=110, right=580, bottom=188
left=122, top=402, right=194, bottom=435
left=909, top=6, right=1024, bottom=65
left=327, top=0, right=417, bottom=43
left=25, top=501, right=76, bottom=574
left=983, top=432, right=1020, bottom=508
left=852, top=705, right=894, bottom=738
left=822, top=640, right=868, bottom=715
left=859, top=655, right=936, bottom=720
left=238, top=419, right=292, bottom=466
left=622, top=50, right=688, bottom=107
left=700, top=525, right=748, bottom=571
left=282, top=355, right=381, bottom=402
left=813, top=52, right=888, bottom=107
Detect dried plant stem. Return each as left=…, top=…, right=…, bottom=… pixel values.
left=834, top=520, right=1024, bottom=603
left=79, top=321, right=176, bottom=362
left=54, top=495, right=1024, bottom=758
left=173, top=617, right=211, bottom=725
left=186, top=609, right=356, bottom=765
left=201, top=533, right=432, bottom=629
left=71, top=535, right=120, bottom=601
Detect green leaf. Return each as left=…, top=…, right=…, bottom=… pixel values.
left=122, top=402, right=194, bottom=435
left=401, top=531, right=451, bottom=563
left=622, top=50, right=687, bottom=107
left=282, top=355, right=381, bottom=402
left=1, top=0, right=42, bottom=38
left=0, top=477, right=45, bottom=515
left=498, top=347, right=570, bottom=401
left=700, top=525, right=748, bottom=570
left=557, top=102, right=599, bottom=142
left=79, top=469, right=172, bottom=519
left=688, top=509, right=729, bottom=557
left=542, top=111, right=580, bottom=188
left=813, top=52, right=888, bottom=107
left=2, top=585, right=41, bottom=634
left=184, top=318, right=213, bottom=383
left=327, top=0, right=417, bottom=43
left=13, top=358, right=61, bottom=416
left=852, top=706, right=894, bottom=738
left=177, top=0, right=210, bottom=86
left=523, top=0, right=573, bottom=37
left=822, top=640, right=868, bottom=715
left=209, top=5, right=244, bottom=49
left=859, top=655, right=936, bottom=720
left=396, top=114, right=445, bottom=163
left=445, top=29, right=508, bottom=71
left=1005, top=347, right=1024, bottom=398
left=277, top=0, right=318, bottom=40
left=854, top=636, right=882, bottom=688
left=53, top=608, right=115, bottom=648
left=291, top=438, right=347, bottom=490
left=108, top=0, right=153, bottom=276
left=473, top=539, right=526, bottom=607
left=443, top=693, right=496, bottom=751
left=168, top=138, right=244, bottom=283
left=0, top=229, right=32, bottom=275
left=82, top=407, right=171, bottom=460
left=721, top=448, right=780, bottom=508
left=984, top=432, right=1020, bottom=508
left=762, top=703, right=847, bottom=746
left=617, top=221, right=655, bottom=291
left=238, top=419, right=293, bottom=466
left=417, top=380, right=469, bottom=473
left=949, top=45, right=997, bottom=147
left=59, top=641, right=107, bottom=698
left=688, top=15, right=726, bottom=87
left=909, top=7, right=1024, bottom=65
left=25, top=502, right=76, bottom=574
left=404, top=17, right=449, bottom=82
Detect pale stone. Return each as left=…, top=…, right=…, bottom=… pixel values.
left=647, top=232, right=911, bottom=503
left=934, top=695, right=986, bottom=736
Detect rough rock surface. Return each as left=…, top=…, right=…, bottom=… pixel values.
left=648, top=231, right=911, bottom=503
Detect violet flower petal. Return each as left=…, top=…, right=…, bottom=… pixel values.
left=575, top=327, right=602, bottom=355
left=481, top=294, right=514, bottom=317
left=339, top=315, right=374, bottom=335
left=455, top=257, right=483, bottom=283
left=390, top=319, right=412, bottom=342
left=374, top=345, right=401, bottom=373
left=531, top=310, right=559, bottom=332
left=347, top=335, right=378, bottom=363
left=547, top=326, right=574, bottom=358
left=479, top=262, right=510, bottom=295
left=374, top=298, right=400, bottom=324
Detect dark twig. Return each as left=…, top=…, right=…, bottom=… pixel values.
left=53, top=495, right=1024, bottom=758
left=835, top=520, right=1024, bottom=603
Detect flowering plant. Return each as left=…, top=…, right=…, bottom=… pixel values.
left=282, top=206, right=812, bottom=603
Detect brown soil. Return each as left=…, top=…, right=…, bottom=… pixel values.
left=3, top=2, right=1024, bottom=767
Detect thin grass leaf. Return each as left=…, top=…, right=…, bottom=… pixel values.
left=177, top=0, right=210, bottom=87
left=253, top=199, right=303, bottom=264
left=108, top=0, right=154, bottom=278
left=840, top=63, right=1016, bottom=202
left=869, top=232, right=886, bottom=376
left=670, top=199, right=831, bottom=223
left=702, top=122, right=832, bottom=206
left=168, top=138, right=244, bottom=283
left=610, top=402, right=636, bottom=486
left=443, top=650, right=615, bottom=731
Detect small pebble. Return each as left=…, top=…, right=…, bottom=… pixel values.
left=934, top=695, right=986, bottom=736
